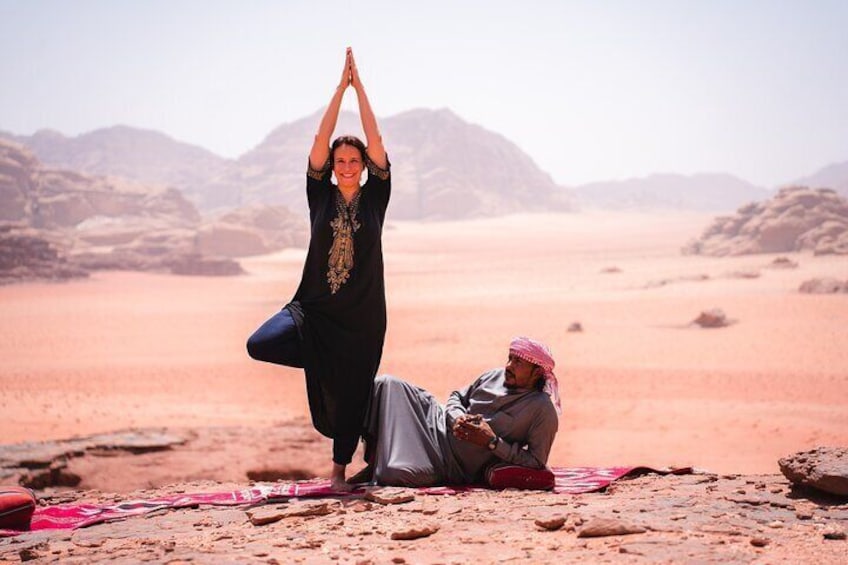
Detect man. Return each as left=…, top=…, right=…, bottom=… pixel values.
left=352, top=337, right=560, bottom=487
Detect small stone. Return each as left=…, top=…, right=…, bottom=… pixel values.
left=768, top=257, right=798, bottom=269
left=535, top=516, right=566, bottom=531
left=750, top=537, right=769, bottom=547
left=795, top=510, right=814, bottom=520
left=566, top=322, right=583, bottom=333
left=366, top=487, right=416, bottom=505
left=823, top=525, right=846, bottom=540
left=692, top=308, right=730, bottom=328
left=390, top=522, right=439, bottom=540
left=577, top=518, right=647, bottom=538
left=391, top=558, right=407, bottom=564
left=767, top=521, right=784, bottom=529
left=19, top=548, right=43, bottom=562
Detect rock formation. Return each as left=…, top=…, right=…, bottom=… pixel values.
left=197, top=205, right=310, bottom=258
left=1, top=126, right=234, bottom=208
left=0, top=140, right=307, bottom=282
left=683, top=186, right=848, bottom=256
left=779, top=447, right=848, bottom=497
left=0, top=224, right=88, bottom=284
left=798, top=278, right=848, bottom=294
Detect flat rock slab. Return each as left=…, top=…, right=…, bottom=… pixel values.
left=779, top=446, right=848, bottom=497
left=390, top=521, right=440, bottom=540
left=577, top=518, right=647, bottom=538
left=279, top=500, right=339, bottom=518
left=246, top=505, right=288, bottom=526
left=365, top=487, right=416, bottom=505
left=86, top=431, right=187, bottom=454
left=0, top=429, right=187, bottom=469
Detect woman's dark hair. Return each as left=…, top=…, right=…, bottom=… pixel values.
left=331, top=135, right=367, bottom=162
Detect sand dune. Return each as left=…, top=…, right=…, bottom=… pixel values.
left=1, top=211, right=846, bottom=474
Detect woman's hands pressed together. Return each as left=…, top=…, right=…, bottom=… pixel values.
left=338, top=47, right=353, bottom=90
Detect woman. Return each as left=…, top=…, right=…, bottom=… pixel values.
left=247, top=48, right=390, bottom=491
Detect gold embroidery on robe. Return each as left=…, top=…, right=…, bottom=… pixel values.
left=327, top=191, right=361, bottom=294
left=306, top=158, right=332, bottom=181
left=366, top=159, right=390, bottom=181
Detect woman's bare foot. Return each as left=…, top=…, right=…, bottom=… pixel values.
left=330, top=463, right=354, bottom=492
left=330, top=476, right=355, bottom=492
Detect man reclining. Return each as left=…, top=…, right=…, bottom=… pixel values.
left=351, top=337, right=560, bottom=487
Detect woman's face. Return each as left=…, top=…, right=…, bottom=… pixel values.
left=333, top=144, right=364, bottom=190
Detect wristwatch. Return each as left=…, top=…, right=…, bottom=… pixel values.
left=487, top=436, right=500, bottom=451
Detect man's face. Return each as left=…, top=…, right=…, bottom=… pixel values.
left=504, top=353, right=540, bottom=390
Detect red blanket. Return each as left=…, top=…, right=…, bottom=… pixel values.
left=0, top=466, right=686, bottom=536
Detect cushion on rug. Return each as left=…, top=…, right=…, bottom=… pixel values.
left=0, top=486, right=36, bottom=530
left=485, top=464, right=556, bottom=490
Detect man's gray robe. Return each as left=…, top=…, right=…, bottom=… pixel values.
left=364, top=369, right=558, bottom=487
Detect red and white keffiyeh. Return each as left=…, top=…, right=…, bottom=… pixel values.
left=509, top=336, right=561, bottom=414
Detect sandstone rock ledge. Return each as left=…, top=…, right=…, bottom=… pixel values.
left=2, top=472, right=846, bottom=563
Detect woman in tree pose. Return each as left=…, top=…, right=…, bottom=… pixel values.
left=247, top=47, right=391, bottom=490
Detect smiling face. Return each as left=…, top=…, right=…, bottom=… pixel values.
left=332, top=143, right=364, bottom=191
left=504, top=353, right=543, bottom=391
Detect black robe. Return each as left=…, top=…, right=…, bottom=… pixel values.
left=286, top=157, right=390, bottom=465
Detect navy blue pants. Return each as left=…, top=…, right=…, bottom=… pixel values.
left=246, top=308, right=303, bottom=368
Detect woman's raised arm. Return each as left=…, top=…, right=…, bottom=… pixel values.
left=349, top=49, right=388, bottom=170
left=309, top=49, right=352, bottom=171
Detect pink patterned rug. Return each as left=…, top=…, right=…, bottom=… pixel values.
left=0, top=466, right=688, bottom=537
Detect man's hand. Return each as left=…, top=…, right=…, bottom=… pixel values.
left=452, top=414, right=496, bottom=448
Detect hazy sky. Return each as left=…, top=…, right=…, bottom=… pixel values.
left=1, top=0, right=846, bottom=187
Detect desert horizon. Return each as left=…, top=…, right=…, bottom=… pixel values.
left=2, top=210, right=846, bottom=478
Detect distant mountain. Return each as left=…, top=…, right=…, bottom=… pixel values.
left=571, top=173, right=770, bottom=212
left=791, top=161, right=848, bottom=198
left=229, top=108, right=572, bottom=219
left=2, top=109, right=574, bottom=219
left=0, top=126, right=235, bottom=208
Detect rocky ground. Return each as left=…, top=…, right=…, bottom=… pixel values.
left=1, top=429, right=846, bottom=564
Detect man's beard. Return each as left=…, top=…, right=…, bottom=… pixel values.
left=504, top=370, right=517, bottom=389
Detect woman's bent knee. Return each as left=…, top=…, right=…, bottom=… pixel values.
left=246, top=335, right=265, bottom=361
